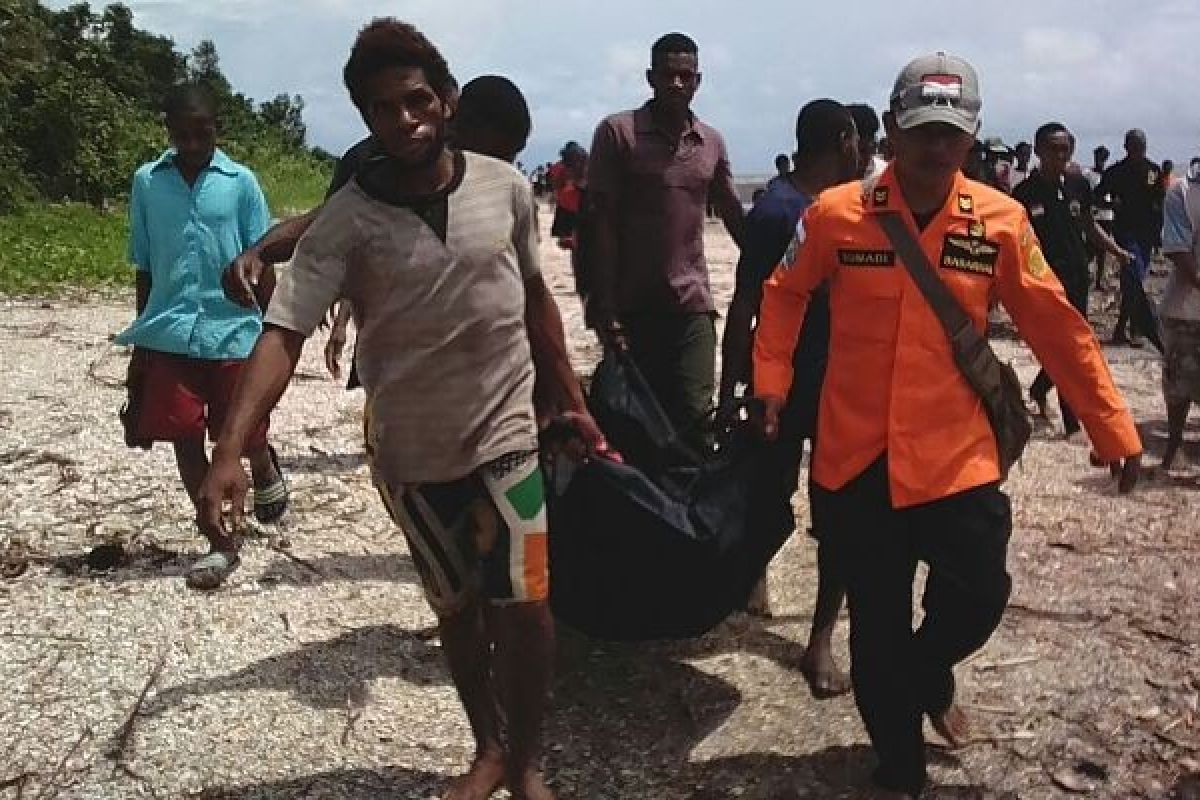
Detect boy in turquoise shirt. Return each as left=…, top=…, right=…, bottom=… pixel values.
left=117, top=83, right=287, bottom=589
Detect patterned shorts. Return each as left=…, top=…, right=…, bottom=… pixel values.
left=1163, top=318, right=1200, bottom=405
left=376, top=451, right=549, bottom=616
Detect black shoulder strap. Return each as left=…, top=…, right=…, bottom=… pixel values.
left=875, top=211, right=981, bottom=350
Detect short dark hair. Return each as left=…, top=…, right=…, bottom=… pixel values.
left=1016, top=140, right=1032, bottom=152
left=163, top=83, right=217, bottom=120
left=774, top=153, right=791, bottom=169
left=651, top=32, right=698, bottom=64
left=1094, top=145, right=1110, bottom=158
left=846, top=103, right=879, bottom=141
left=343, top=18, right=455, bottom=112
left=458, top=75, right=531, bottom=142
left=1034, top=122, right=1069, bottom=149
left=794, top=99, right=855, bottom=160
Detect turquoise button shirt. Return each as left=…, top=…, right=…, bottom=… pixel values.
left=116, top=148, right=270, bottom=360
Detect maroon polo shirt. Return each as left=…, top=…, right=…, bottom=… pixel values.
left=587, top=101, right=737, bottom=314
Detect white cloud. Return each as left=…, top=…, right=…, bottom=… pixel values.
left=1021, top=28, right=1102, bottom=66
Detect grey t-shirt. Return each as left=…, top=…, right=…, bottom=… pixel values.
left=267, top=151, right=541, bottom=484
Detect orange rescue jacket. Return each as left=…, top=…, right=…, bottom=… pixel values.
left=753, top=166, right=1141, bottom=508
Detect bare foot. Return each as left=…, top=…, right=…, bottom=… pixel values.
left=931, top=703, right=971, bottom=750
left=507, top=768, right=556, bottom=800
left=799, top=644, right=852, bottom=699
left=444, top=750, right=505, bottom=800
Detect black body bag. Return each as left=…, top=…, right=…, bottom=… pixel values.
left=545, top=349, right=790, bottom=641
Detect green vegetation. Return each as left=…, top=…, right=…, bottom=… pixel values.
left=0, top=204, right=128, bottom=293
left=0, top=1, right=333, bottom=292
left=246, top=146, right=334, bottom=216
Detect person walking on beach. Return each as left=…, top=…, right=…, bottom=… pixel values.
left=199, top=20, right=603, bottom=799
left=847, top=103, right=885, bottom=181
left=1012, top=122, right=1133, bottom=436
left=1158, top=156, right=1200, bottom=472
left=753, top=53, right=1143, bottom=799
left=1086, top=145, right=1117, bottom=289
left=1009, top=140, right=1034, bottom=188
left=586, top=32, right=745, bottom=453
left=549, top=141, right=587, bottom=249
left=1099, top=128, right=1164, bottom=347
left=718, top=99, right=860, bottom=696
left=767, top=153, right=792, bottom=191
left=117, top=83, right=288, bottom=591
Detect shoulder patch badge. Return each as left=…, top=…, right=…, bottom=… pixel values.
left=957, top=193, right=974, bottom=214
left=873, top=186, right=889, bottom=207
left=1021, top=223, right=1050, bottom=278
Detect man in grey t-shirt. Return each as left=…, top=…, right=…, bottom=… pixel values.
left=198, top=20, right=602, bottom=800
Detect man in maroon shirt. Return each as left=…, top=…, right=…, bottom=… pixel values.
left=586, top=32, right=744, bottom=452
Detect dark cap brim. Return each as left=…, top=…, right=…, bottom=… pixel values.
left=895, top=106, right=978, bottom=134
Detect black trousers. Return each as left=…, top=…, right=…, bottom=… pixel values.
left=1030, top=271, right=1089, bottom=434
left=812, top=458, right=1012, bottom=796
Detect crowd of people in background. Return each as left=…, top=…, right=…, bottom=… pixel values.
left=113, top=16, right=1198, bottom=799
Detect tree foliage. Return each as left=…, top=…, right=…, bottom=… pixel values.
left=0, top=0, right=331, bottom=212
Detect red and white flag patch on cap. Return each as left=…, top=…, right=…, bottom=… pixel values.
left=920, top=73, right=963, bottom=102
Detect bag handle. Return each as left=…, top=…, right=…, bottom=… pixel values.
left=874, top=211, right=986, bottom=355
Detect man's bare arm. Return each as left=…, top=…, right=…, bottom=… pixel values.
left=223, top=209, right=320, bottom=307
left=713, top=182, right=746, bottom=248
left=524, top=274, right=607, bottom=453
left=258, top=210, right=320, bottom=264
left=1086, top=216, right=1131, bottom=264
left=196, top=326, right=306, bottom=535
left=525, top=275, right=587, bottom=420
left=718, top=286, right=759, bottom=411
left=584, top=192, right=623, bottom=342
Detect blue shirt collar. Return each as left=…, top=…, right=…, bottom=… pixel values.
left=151, top=147, right=239, bottom=176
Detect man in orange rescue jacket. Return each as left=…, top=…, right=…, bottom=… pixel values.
left=753, top=53, right=1142, bottom=799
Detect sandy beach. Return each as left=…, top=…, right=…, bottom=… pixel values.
left=0, top=204, right=1198, bottom=799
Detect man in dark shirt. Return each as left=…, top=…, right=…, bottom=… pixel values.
left=718, top=99, right=859, bottom=697
left=1013, top=122, right=1132, bottom=435
left=587, top=32, right=745, bottom=452
left=1099, top=128, right=1165, bottom=346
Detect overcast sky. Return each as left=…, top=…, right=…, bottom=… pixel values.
left=55, top=0, right=1199, bottom=174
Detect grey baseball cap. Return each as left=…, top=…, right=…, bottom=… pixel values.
left=889, top=52, right=981, bottom=134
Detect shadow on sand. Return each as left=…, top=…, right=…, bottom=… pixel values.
left=165, top=616, right=991, bottom=798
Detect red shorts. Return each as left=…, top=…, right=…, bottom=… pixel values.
left=135, top=351, right=269, bottom=449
